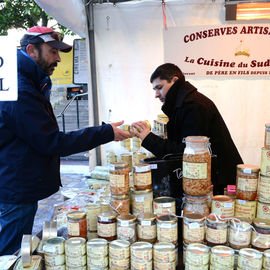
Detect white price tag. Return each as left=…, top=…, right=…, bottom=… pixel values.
left=141, top=221, right=151, bottom=226
left=100, top=217, right=109, bottom=222
left=43, top=245, right=56, bottom=253
left=160, top=223, right=172, bottom=229
left=243, top=168, right=252, bottom=174
left=238, top=200, right=246, bottom=204
left=189, top=223, right=200, bottom=229
left=120, top=221, right=129, bottom=226
left=135, top=197, right=144, bottom=202
left=163, top=203, right=172, bottom=208
left=224, top=202, right=232, bottom=208
left=150, top=164, right=158, bottom=169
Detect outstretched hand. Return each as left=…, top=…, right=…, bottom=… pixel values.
left=110, top=120, right=131, bottom=141
left=130, top=121, right=151, bottom=141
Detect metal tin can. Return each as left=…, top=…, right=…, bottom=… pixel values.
left=153, top=242, right=175, bottom=263
left=137, top=213, right=157, bottom=243
left=153, top=196, right=176, bottom=216
left=85, top=203, right=101, bottom=232
left=261, top=148, right=270, bottom=176
left=252, top=218, right=270, bottom=251
left=258, top=174, right=270, bottom=203
left=117, top=214, right=137, bottom=243
left=154, top=260, right=176, bottom=270
left=87, top=255, right=108, bottom=268
left=131, top=259, right=152, bottom=270
left=211, top=245, right=234, bottom=268
left=109, top=162, right=129, bottom=195
left=109, top=240, right=130, bottom=260
left=157, top=215, right=178, bottom=245
left=211, top=195, right=234, bottom=218
left=86, top=238, right=108, bottom=257
left=43, top=237, right=65, bottom=256
left=109, top=257, right=130, bottom=269
left=238, top=248, right=262, bottom=270
left=234, top=199, right=257, bottom=220
left=97, top=211, right=117, bottom=241
left=67, top=210, right=87, bottom=239
left=65, top=237, right=86, bottom=257
left=130, top=242, right=152, bottom=261
left=131, top=188, right=153, bottom=216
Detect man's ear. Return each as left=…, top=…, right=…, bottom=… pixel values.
left=172, top=76, right=179, bottom=83
left=26, top=44, right=38, bottom=60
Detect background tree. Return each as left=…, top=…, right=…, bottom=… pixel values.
left=0, top=0, right=73, bottom=35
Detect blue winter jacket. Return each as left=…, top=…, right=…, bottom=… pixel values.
left=0, top=49, right=114, bottom=203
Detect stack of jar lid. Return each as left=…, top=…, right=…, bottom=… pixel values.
left=109, top=240, right=130, bottom=269
left=65, top=237, right=86, bottom=269
left=130, top=242, right=152, bottom=269
left=87, top=238, right=108, bottom=270
left=153, top=242, right=176, bottom=270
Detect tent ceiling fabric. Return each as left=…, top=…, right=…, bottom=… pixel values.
left=34, top=0, right=87, bottom=37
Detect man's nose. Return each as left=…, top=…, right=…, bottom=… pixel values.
left=155, top=91, right=160, bottom=98
left=56, top=52, right=61, bottom=62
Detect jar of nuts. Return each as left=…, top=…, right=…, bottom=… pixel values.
left=182, top=136, right=212, bottom=196
left=109, top=162, right=129, bottom=195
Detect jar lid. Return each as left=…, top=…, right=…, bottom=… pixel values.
left=109, top=240, right=130, bottom=249
left=111, top=194, right=129, bottom=200
left=98, top=211, right=117, bottom=220
left=207, top=214, right=227, bottom=224
left=153, top=242, right=175, bottom=251
left=184, top=213, right=206, bottom=222
left=212, top=195, right=233, bottom=203
left=211, top=245, right=234, bottom=256
left=131, top=242, right=152, bottom=250
left=117, top=214, right=136, bottom=223
left=132, top=188, right=153, bottom=195
left=237, top=164, right=260, bottom=173
left=67, top=210, right=86, bottom=220
left=184, top=193, right=209, bottom=202
left=239, top=248, right=262, bottom=259
left=157, top=215, right=177, bottom=223
left=87, top=238, right=108, bottom=247
left=186, top=243, right=209, bottom=254
left=185, top=136, right=209, bottom=143
left=229, top=218, right=252, bottom=231
left=109, top=162, right=129, bottom=170
left=45, top=237, right=65, bottom=246
left=253, top=218, right=270, bottom=229
left=137, top=213, right=156, bottom=221
left=154, top=197, right=175, bottom=204
left=65, top=237, right=86, bottom=246
left=134, top=164, right=151, bottom=172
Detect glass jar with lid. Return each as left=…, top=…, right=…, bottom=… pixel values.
left=238, top=248, right=262, bottom=270
left=131, top=188, right=153, bottom=216
left=131, top=242, right=153, bottom=262
left=265, top=123, right=270, bottom=149
left=236, top=164, right=260, bottom=201
left=182, top=193, right=210, bottom=217
left=210, top=246, right=234, bottom=268
left=117, top=214, right=137, bottom=243
left=183, top=213, right=205, bottom=245
left=67, top=210, right=87, bottom=239
left=211, top=195, right=234, bottom=218
left=206, top=214, right=228, bottom=247
left=258, top=174, right=270, bottom=203
left=86, top=238, right=108, bottom=257
left=185, top=243, right=209, bottom=267
left=252, top=218, right=270, bottom=251
left=109, top=239, right=130, bottom=260
left=120, top=153, right=133, bottom=172
left=182, top=136, right=212, bottom=196
left=157, top=215, right=178, bottom=245
left=110, top=194, right=130, bottom=215
left=109, top=162, right=129, bottom=195
left=133, top=164, right=152, bottom=190
left=153, top=242, right=176, bottom=263
left=153, top=196, right=176, bottom=216
left=137, top=213, right=156, bottom=243
left=85, top=203, right=101, bottom=232
left=228, top=217, right=252, bottom=249
left=263, top=249, right=270, bottom=269
left=97, top=211, right=117, bottom=241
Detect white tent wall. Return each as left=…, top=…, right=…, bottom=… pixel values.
left=93, top=0, right=270, bottom=166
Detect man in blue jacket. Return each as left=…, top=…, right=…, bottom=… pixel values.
left=0, top=26, right=130, bottom=255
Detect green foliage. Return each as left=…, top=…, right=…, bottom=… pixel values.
left=0, top=0, right=74, bottom=36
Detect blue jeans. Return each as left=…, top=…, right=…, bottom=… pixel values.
left=0, top=202, right=38, bottom=255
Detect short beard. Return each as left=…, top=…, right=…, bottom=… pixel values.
left=36, top=54, right=57, bottom=75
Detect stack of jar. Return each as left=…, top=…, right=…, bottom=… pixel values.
left=153, top=242, right=176, bottom=270
left=109, top=240, right=130, bottom=270
left=87, top=238, right=108, bottom=270
left=235, top=164, right=260, bottom=220
left=130, top=242, right=153, bottom=269
left=43, top=237, right=65, bottom=270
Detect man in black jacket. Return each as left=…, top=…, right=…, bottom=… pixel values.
left=131, top=63, right=243, bottom=195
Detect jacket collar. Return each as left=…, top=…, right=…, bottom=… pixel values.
left=162, top=77, right=197, bottom=117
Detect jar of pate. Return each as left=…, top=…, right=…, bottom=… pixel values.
left=252, top=218, right=270, bottom=251
left=153, top=196, right=176, bottom=216
left=117, top=214, right=137, bottom=243
left=211, top=195, right=235, bottom=218
left=110, top=194, right=130, bottom=215
left=131, top=188, right=153, bottom=216
left=183, top=193, right=210, bottom=217
left=109, top=162, right=129, bottom=195
left=65, top=237, right=86, bottom=257
left=137, top=212, right=157, bottom=243
left=86, top=238, right=108, bottom=257
left=133, top=164, right=152, bottom=190
left=109, top=239, right=130, bottom=260
left=97, top=211, right=117, bottom=241
left=182, top=136, right=212, bottom=196
left=258, top=174, right=270, bottom=203
left=157, top=215, right=178, bottom=245
left=67, top=210, right=87, bottom=239
left=185, top=243, right=209, bottom=266
left=130, top=241, right=152, bottom=261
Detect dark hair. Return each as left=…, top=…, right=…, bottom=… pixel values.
left=150, top=63, right=184, bottom=83
left=21, top=43, right=42, bottom=55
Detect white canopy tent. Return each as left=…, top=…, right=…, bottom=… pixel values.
left=35, top=0, right=270, bottom=167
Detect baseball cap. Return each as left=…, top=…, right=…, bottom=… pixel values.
left=20, top=26, right=72, bottom=53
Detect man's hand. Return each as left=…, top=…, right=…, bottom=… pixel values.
left=130, top=121, right=151, bottom=141
left=110, top=121, right=131, bottom=141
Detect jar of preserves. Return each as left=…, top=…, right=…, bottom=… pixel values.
left=130, top=242, right=152, bottom=261
left=258, top=174, right=270, bottom=203
left=185, top=243, right=209, bottom=266
left=86, top=238, right=108, bottom=257
left=65, top=237, right=86, bottom=257
left=257, top=201, right=270, bottom=219
left=252, top=218, right=270, bottom=251
left=137, top=213, right=157, bottom=243
left=133, top=164, right=152, bottom=190
left=153, top=197, right=176, bottom=216
left=109, top=239, right=130, bottom=260
left=117, top=214, right=137, bottom=243
left=153, top=242, right=176, bottom=263
left=211, top=245, right=234, bottom=268
left=235, top=199, right=257, bottom=220
left=157, top=215, right=178, bottom=245
left=236, top=164, right=260, bottom=201
left=211, top=195, right=234, bottom=218
left=97, top=211, right=117, bottom=241
left=131, top=188, right=153, bottom=216
left=85, top=203, right=101, bottom=232
left=206, top=214, right=228, bottom=247
left=182, top=136, right=211, bottom=196
left=238, top=248, right=262, bottom=270
left=263, top=249, right=270, bottom=269
left=265, top=123, right=270, bottom=149
left=109, top=162, right=129, bottom=195
left=67, top=210, right=87, bottom=239
left=182, top=193, right=210, bottom=217
left=183, top=213, right=205, bottom=245
left=261, top=148, right=270, bottom=176
left=228, top=217, right=252, bottom=249
left=110, top=194, right=130, bottom=215
left=133, top=151, right=147, bottom=166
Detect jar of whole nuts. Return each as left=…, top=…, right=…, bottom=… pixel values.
left=97, top=211, right=117, bottom=241
left=183, top=213, right=205, bottom=245
left=67, top=210, right=87, bottom=239
left=153, top=196, right=176, bottom=216
left=182, top=193, right=210, bottom=217
left=131, top=188, right=153, bottom=216
left=137, top=213, right=157, bottom=243
left=157, top=215, right=178, bottom=245
left=182, top=136, right=212, bottom=196
left=265, top=123, right=270, bottom=149
left=117, top=214, right=137, bottom=243
left=236, top=164, right=260, bottom=201
left=252, top=218, right=270, bottom=251
left=133, top=164, right=152, bottom=190
left=109, top=162, right=129, bottom=195
left=110, top=194, right=130, bottom=215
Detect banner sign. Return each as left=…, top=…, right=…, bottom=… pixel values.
left=0, top=37, right=17, bottom=100
left=164, top=24, right=270, bottom=77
